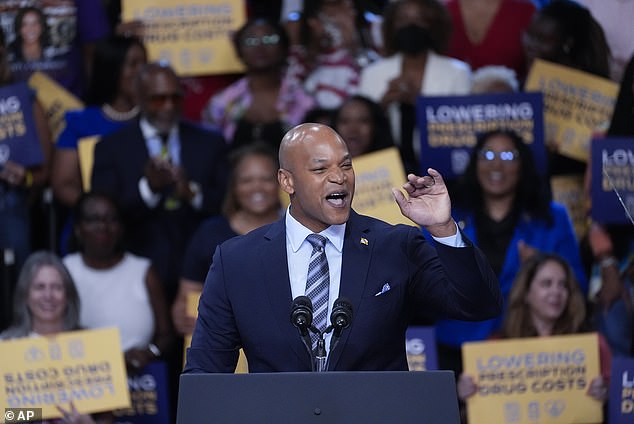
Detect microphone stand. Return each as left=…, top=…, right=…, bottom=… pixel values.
left=310, top=324, right=327, bottom=372
left=302, top=333, right=316, bottom=372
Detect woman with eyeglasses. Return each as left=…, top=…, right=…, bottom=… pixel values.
left=432, top=129, right=587, bottom=377
left=62, top=191, right=174, bottom=373
left=202, top=18, right=314, bottom=152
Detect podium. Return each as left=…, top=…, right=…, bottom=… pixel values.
left=177, top=371, right=460, bottom=423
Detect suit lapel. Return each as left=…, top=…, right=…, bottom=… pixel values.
left=261, top=219, right=310, bottom=365
left=130, top=123, right=150, bottom=165
left=329, top=211, right=372, bottom=370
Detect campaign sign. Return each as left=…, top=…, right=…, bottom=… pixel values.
left=28, top=71, right=84, bottom=140
left=525, top=59, right=618, bottom=162
left=609, top=357, right=634, bottom=424
left=405, top=326, right=438, bottom=371
left=590, top=137, right=634, bottom=224
left=351, top=147, right=412, bottom=226
left=0, top=328, right=130, bottom=421
left=0, top=82, right=43, bottom=167
left=113, top=361, right=170, bottom=424
left=416, top=92, right=545, bottom=180
left=462, top=333, right=602, bottom=424
left=551, top=175, right=588, bottom=241
left=122, top=0, right=246, bottom=76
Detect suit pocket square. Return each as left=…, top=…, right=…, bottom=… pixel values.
left=374, top=283, right=391, bottom=296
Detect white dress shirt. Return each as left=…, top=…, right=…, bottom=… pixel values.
left=284, top=207, right=464, bottom=354
left=137, top=118, right=203, bottom=210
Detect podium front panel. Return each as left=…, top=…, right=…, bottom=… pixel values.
left=177, top=371, right=459, bottom=423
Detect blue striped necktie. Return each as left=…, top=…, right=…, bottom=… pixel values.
left=305, top=234, right=330, bottom=352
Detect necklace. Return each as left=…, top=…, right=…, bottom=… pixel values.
left=101, top=104, right=139, bottom=122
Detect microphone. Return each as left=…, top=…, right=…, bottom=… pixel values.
left=330, top=297, right=353, bottom=338
left=290, top=296, right=315, bottom=371
left=290, top=296, right=313, bottom=337
left=326, top=298, right=353, bottom=370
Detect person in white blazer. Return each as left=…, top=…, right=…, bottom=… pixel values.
left=358, top=0, right=472, bottom=173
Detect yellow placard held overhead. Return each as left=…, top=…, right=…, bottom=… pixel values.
left=28, top=72, right=84, bottom=141
left=0, top=328, right=130, bottom=421
left=122, top=0, right=246, bottom=76
left=525, top=59, right=618, bottom=162
left=462, top=333, right=602, bottom=424
left=352, top=147, right=413, bottom=226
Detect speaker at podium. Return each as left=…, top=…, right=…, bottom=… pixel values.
left=177, top=371, right=460, bottom=423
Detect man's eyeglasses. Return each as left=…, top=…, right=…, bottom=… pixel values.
left=241, top=34, right=281, bottom=47
left=147, top=93, right=183, bottom=107
left=478, top=150, right=520, bottom=162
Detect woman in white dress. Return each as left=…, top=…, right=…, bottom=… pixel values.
left=63, top=191, right=174, bottom=372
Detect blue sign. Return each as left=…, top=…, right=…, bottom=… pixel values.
left=609, top=357, right=634, bottom=424
left=114, top=361, right=170, bottom=424
left=405, top=326, right=438, bottom=371
left=590, top=137, right=634, bottom=225
left=0, top=82, right=43, bottom=167
left=416, top=92, right=545, bottom=180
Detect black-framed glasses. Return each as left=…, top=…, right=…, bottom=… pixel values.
left=478, top=150, right=520, bottom=162
left=241, top=34, right=280, bottom=47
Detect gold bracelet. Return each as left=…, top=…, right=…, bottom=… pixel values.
left=24, top=170, right=33, bottom=188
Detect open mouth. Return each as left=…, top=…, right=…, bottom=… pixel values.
left=326, top=191, right=348, bottom=207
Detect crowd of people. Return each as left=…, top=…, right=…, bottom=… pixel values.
left=1, top=0, right=633, bottom=423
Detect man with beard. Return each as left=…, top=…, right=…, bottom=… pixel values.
left=184, top=123, right=501, bottom=373
left=358, top=0, right=472, bottom=174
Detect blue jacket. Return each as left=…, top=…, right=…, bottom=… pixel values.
left=185, top=211, right=502, bottom=373
left=435, top=202, right=587, bottom=347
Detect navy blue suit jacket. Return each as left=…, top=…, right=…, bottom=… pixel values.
left=91, top=120, right=228, bottom=294
left=185, top=211, right=501, bottom=373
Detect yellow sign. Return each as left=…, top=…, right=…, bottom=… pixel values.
left=525, top=59, right=618, bottom=162
left=186, top=290, right=202, bottom=319
left=550, top=175, right=588, bottom=241
left=0, top=328, right=130, bottom=421
left=122, top=0, right=246, bottom=76
left=462, top=333, right=602, bottom=424
left=27, top=72, right=84, bottom=141
left=77, top=135, right=100, bottom=191
left=351, top=147, right=413, bottom=226
left=183, top=290, right=247, bottom=373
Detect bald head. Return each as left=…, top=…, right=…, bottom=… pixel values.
left=279, top=123, right=348, bottom=171
left=137, top=62, right=183, bottom=133
left=277, top=123, right=354, bottom=232
left=137, top=62, right=179, bottom=89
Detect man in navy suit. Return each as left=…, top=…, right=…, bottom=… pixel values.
left=91, top=63, right=228, bottom=301
left=185, top=123, right=501, bottom=373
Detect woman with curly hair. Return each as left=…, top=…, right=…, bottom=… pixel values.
left=433, top=129, right=587, bottom=375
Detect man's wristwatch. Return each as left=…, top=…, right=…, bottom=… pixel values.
left=147, top=343, right=162, bottom=358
